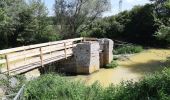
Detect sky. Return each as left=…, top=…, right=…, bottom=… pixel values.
left=43, top=0, right=150, bottom=16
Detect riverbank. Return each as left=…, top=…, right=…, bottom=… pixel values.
left=70, top=49, right=170, bottom=87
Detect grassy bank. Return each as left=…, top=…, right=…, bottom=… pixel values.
left=25, top=68, right=170, bottom=100
left=114, top=45, right=143, bottom=54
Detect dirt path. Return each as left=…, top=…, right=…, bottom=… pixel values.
left=72, top=49, right=170, bottom=87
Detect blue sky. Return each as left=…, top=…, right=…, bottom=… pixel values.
left=43, top=0, right=150, bottom=16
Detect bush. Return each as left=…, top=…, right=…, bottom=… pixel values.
left=103, top=68, right=170, bottom=100
left=114, top=45, right=143, bottom=54
left=25, top=74, right=103, bottom=100
left=155, top=25, right=170, bottom=47
left=25, top=68, right=170, bottom=100
left=105, top=60, right=118, bottom=69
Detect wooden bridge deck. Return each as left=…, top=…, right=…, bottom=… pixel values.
left=0, top=37, right=97, bottom=75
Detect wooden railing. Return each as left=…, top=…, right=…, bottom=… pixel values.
left=0, top=38, right=87, bottom=75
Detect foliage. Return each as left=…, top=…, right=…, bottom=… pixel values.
left=103, top=68, right=170, bottom=100
left=155, top=25, right=170, bottom=46
left=114, top=45, right=143, bottom=54
left=54, top=0, right=111, bottom=38
left=25, top=68, right=170, bottom=100
left=0, top=0, right=60, bottom=49
left=105, top=60, right=118, bottom=69
left=80, top=4, right=159, bottom=46
left=25, top=74, right=103, bottom=100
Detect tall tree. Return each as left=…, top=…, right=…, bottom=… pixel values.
left=0, top=0, right=60, bottom=49
left=54, top=0, right=111, bottom=38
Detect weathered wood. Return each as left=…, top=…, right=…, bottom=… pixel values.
left=40, top=48, right=44, bottom=67
left=0, top=37, right=98, bottom=75
left=64, top=42, right=67, bottom=59
left=4, top=50, right=73, bottom=74
left=0, top=38, right=83, bottom=55
left=5, top=55, right=10, bottom=75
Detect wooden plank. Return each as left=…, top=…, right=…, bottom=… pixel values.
left=41, top=42, right=73, bottom=53
left=5, top=49, right=73, bottom=73
left=0, top=43, right=77, bottom=65
left=7, top=48, right=40, bottom=62
left=6, top=50, right=73, bottom=75
left=64, top=42, right=67, bottom=59
left=5, top=55, right=10, bottom=75
left=7, top=57, right=41, bottom=72
left=40, top=48, right=43, bottom=67
left=43, top=49, right=73, bottom=60
left=8, top=53, right=73, bottom=75
left=0, top=38, right=83, bottom=55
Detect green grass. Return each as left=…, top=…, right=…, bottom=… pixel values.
left=25, top=68, right=170, bottom=100
left=105, top=60, right=118, bottom=69
left=114, top=45, right=143, bottom=54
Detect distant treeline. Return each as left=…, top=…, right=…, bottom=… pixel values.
left=0, top=0, right=169, bottom=49
left=0, top=0, right=110, bottom=49
left=80, top=0, right=170, bottom=47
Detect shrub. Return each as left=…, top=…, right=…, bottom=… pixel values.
left=103, top=68, right=170, bottom=100
left=25, top=68, right=170, bottom=100
left=155, top=25, right=170, bottom=47
left=114, top=45, right=143, bottom=54
left=105, top=60, right=118, bottom=69
left=25, top=74, right=103, bottom=100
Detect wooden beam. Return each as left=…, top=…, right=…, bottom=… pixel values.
left=0, top=37, right=83, bottom=55
left=5, top=55, right=10, bottom=75
left=64, top=42, right=67, bottom=59
left=40, top=48, right=44, bottom=67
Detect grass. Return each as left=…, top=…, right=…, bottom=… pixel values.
left=114, top=45, right=143, bottom=54
left=25, top=68, right=170, bottom=100
left=105, top=60, right=118, bottom=69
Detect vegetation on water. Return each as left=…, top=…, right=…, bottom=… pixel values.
left=114, top=45, right=143, bottom=54
left=105, top=60, right=118, bottom=69
left=25, top=68, right=170, bottom=100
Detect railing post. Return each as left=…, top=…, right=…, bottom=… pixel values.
left=5, top=55, right=10, bottom=76
left=40, top=48, right=44, bottom=67
left=83, top=37, right=86, bottom=42
left=64, top=42, right=67, bottom=59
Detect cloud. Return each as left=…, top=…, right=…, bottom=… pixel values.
left=125, top=0, right=149, bottom=4
left=126, top=0, right=135, bottom=3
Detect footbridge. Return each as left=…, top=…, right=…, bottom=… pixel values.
left=0, top=37, right=113, bottom=75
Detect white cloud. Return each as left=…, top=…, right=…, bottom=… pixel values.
left=126, top=0, right=135, bottom=3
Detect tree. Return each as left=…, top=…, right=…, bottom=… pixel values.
left=19, top=0, right=60, bottom=45
left=54, top=0, right=111, bottom=38
left=0, top=0, right=26, bottom=48
left=0, top=0, right=60, bottom=49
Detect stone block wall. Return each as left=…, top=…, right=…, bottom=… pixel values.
left=50, top=38, right=113, bottom=75
left=98, top=39, right=114, bottom=67
left=73, top=42, right=100, bottom=74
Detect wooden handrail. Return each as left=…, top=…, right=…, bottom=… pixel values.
left=0, top=37, right=97, bottom=75
left=0, top=37, right=83, bottom=55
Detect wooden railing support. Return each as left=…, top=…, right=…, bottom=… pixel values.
left=40, top=48, right=44, bottom=67
left=64, top=42, right=67, bottom=59
left=5, top=55, right=10, bottom=75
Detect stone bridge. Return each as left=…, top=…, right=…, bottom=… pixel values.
left=0, top=38, right=113, bottom=75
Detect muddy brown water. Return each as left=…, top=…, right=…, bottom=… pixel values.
left=23, top=49, right=170, bottom=87
left=69, top=49, right=170, bottom=87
